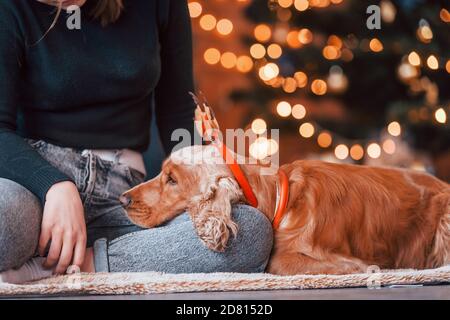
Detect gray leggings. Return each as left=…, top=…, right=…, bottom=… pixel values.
left=0, top=140, right=273, bottom=273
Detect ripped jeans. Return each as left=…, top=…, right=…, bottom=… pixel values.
left=0, top=140, right=273, bottom=273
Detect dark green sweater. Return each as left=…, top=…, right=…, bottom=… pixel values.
left=0, top=0, right=195, bottom=204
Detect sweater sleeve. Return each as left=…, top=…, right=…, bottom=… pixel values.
left=0, top=6, right=72, bottom=205
left=155, top=0, right=197, bottom=155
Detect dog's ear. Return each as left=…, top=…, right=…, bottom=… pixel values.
left=188, top=176, right=243, bottom=252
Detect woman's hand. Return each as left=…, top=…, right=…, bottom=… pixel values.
left=39, top=181, right=87, bottom=274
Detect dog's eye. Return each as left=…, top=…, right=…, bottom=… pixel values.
left=167, top=174, right=177, bottom=185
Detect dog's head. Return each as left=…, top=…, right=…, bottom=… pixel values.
left=121, top=145, right=244, bottom=251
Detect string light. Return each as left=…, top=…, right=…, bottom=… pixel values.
left=236, top=55, right=254, bottom=73
left=327, top=35, right=342, bottom=49
left=254, top=24, right=272, bottom=42
left=311, top=79, right=327, bottom=95
left=367, top=143, right=381, bottom=159
left=387, top=121, right=401, bottom=136
left=369, top=38, right=383, bottom=52
left=188, top=2, right=202, bottom=18
left=294, top=0, right=309, bottom=11
left=317, top=132, right=332, bottom=148
left=259, top=63, right=279, bottom=81
left=286, top=30, right=302, bottom=48
left=327, top=65, right=348, bottom=93
left=335, top=144, right=349, bottom=160
left=380, top=0, right=396, bottom=23
left=440, top=8, right=450, bottom=23
left=294, top=71, right=308, bottom=87
left=435, top=108, right=447, bottom=124
left=250, top=137, right=277, bottom=160
left=408, top=51, right=421, bottom=66
left=278, top=0, right=294, bottom=8
left=276, top=101, right=292, bottom=117
left=251, top=118, right=267, bottom=134
left=323, top=45, right=340, bottom=60
left=350, top=144, right=364, bottom=160
left=417, top=19, right=433, bottom=43
left=298, top=28, right=313, bottom=44
left=250, top=43, right=266, bottom=59
left=292, top=104, right=306, bottom=119
left=446, top=60, right=450, bottom=74
left=200, top=14, right=217, bottom=31
left=426, top=55, right=439, bottom=70
left=204, top=48, right=221, bottom=65
left=277, top=8, right=292, bottom=21
left=382, top=139, right=396, bottom=154
left=397, top=62, right=419, bottom=81
left=299, top=122, right=315, bottom=138
left=282, top=77, right=297, bottom=93
left=267, top=44, right=283, bottom=59
left=220, top=52, right=237, bottom=69
left=216, top=19, right=233, bottom=35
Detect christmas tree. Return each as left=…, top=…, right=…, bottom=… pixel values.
left=189, top=0, right=449, bottom=179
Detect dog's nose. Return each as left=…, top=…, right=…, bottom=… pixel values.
left=119, top=194, right=132, bottom=207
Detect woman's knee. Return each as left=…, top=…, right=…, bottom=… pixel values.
left=228, top=204, right=273, bottom=272
left=0, top=178, right=42, bottom=271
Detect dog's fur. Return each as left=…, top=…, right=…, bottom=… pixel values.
left=123, top=145, right=450, bottom=275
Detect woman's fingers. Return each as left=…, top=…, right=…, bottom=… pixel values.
left=38, top=226, right=51, bottom=257
left=43, top=230, right=63, bottom=269
left=72, top=235, right=87, bottom=268
left=54, top=233, right=75, bottom=274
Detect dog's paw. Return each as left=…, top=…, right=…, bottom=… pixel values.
left=193, top=215, right=238, bottom=252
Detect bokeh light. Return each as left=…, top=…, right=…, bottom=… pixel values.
left=292, top=104, right=306, bottom=119
left=426, top=55, right=439, bottom=70
left=311, top=79, right=327, bottom=95
left=435, top=108, right=447, bottom=124
left=387, top=121, right=401, bottom=136
left=335, top=144, right=349, bottom=160
left=294, top=71, right=308, bottom=87
left=299, top=122, right=315, bottom=138
left=251, top=118, right=267, bottom=134
left=408, top=51, right=421, bottom=66
left=278, top=0, right=293, bottom=8
left=317, top=132, right=332, bottom=148
left=298, top=28, right=313, bottom=44
left=188, top=2, right=202, bottom=18
left=220, top=52, right=237, bottom=69
left=236, top=55, right=254, bottom=73
left=204, top=48, right=221, bottom=65
left=369, top=38, right=383, bottom=52
left=382, top=139, right=396, bottom=155
left=267, top=44, right=283, bottom=59
left=276, top=101, right=292, bottom=117
left=254, top=24, right=272, bottom=42
left=350, top=144, right=364, bottom=160
left=250, top=43, right=266, bottom=59
left=367, top=143, right=381, bottom=159
left=199, top=14, right=217, bottom=31
left=216, top=19, right=233, bottom=35
left=294, top=0, right=309, bottom=11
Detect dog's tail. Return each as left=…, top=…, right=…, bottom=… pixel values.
left=428, top=192, right=450, bottom=268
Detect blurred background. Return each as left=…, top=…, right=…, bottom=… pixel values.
left=186, top=0, right=449, bottom=181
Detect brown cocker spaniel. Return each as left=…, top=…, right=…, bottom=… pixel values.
left=121, top=145, right=449, bottom=275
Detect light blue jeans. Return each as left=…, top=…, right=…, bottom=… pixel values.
left=0, top=140, right=273, bottom=273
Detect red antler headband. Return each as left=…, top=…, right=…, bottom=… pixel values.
left=191, top=93, right=259, bottom=208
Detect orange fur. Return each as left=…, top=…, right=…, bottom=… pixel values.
left=123, top=146, right=449, bottom=275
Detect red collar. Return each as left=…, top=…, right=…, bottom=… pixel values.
left=272, top=169, right=289, bottom=230
left=216, top=141, right=259, bottom=208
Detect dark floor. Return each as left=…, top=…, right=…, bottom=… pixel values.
left=4, top=284, right=450, bottom=300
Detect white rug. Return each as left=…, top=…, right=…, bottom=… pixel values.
left=1, top=265, right=449, bottom=296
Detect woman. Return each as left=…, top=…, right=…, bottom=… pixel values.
left=0, top=0, right=272, bottom=281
